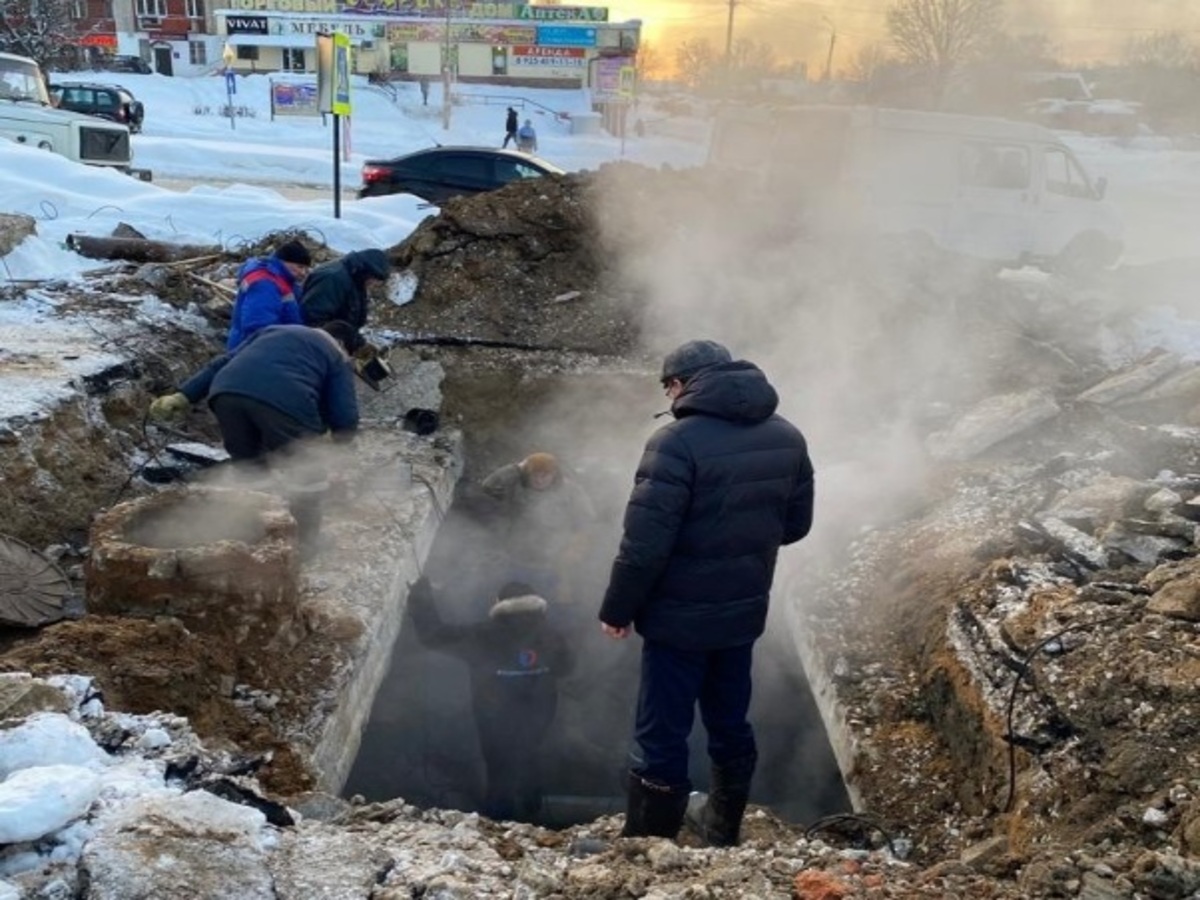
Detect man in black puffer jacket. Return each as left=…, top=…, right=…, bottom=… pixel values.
left=599, top=339, right=814, bottom=846
left=300, top=249, right=391, bottom=336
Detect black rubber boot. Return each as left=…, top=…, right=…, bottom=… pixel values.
left=621, top=772, right=689, bottom=839
left=684, top=753, right=756, bottom=847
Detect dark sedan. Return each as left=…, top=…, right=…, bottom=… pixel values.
left=49, top=82, right=144, bottom=133
left=358, top=146, right=565, bottom=203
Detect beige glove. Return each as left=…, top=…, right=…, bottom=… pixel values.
left=149, top=392, right=190, bottom=421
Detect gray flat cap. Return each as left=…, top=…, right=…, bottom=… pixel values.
left=661, top=339, right=732, bottom=382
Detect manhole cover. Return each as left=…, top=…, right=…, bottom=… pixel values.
left=0, top=534, right=73, bottom=627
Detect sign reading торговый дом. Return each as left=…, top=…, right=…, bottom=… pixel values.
left=224, top=0, right=610, bottom=21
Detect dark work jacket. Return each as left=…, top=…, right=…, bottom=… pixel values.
left=599, top=361, right=814, bottom=651
left=505, top=109, right=518, bottom=134
left=300, top=249, right=390, bottom=332
left=180, top=325, right=359, bottom=436
left=409, top=585, right=573, bottom=742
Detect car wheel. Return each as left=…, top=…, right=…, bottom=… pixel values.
left=1053, top=231, right=1121, bottom=281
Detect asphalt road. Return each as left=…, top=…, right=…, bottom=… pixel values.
left=154, top=176, right=356, bottom=205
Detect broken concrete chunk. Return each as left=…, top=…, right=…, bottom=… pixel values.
left=1046, top=476, right=1149, bottom=529
left=0, top=213, right=36, bottom=257
left=1034, top=515, right=1110, bottom=569
left=1120, top=365, right=1200, bottom=407
left=1144, top=488, right=1184, bottom=515
left=1076, top=352, right=1180, bottom=406
left=1148, top=578, right=1200, bottom=622
left=926, top=388, right=1061, bottom=462
left=1102, top=525, right=1190, bottom=566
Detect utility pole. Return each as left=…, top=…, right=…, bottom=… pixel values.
left=441, top=0, right=453, bottom=129
left=822, top=15, right=837, bottom=82
left=724, top=0, right=737, bottom=69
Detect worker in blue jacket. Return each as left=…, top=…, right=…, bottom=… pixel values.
left=149, top=321, right=361, bottom=556
left=226, top=240, right=312, bottom=351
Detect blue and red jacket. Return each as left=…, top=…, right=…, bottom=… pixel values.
left=226, top=255, right=304, bottom=351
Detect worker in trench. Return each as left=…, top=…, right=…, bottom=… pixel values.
left=407, top=575, right=574, bottom=824
left=598, top=339, right=815, bottom=846
left=476, top=452, right=597, bottom=617
left=148, top=321, right=362, bottom=558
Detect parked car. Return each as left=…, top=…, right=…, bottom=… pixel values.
left=358, top=146, right=565, bottom=202
left=95, top=55, right=152, bottom=75
left=49, top=82, right=143, bottom=133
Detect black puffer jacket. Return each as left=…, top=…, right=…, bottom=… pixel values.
left=300, top=249, right=390, bottom=331
left=599, top=361, right=814, bottom=651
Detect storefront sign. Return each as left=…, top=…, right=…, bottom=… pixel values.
left=229, top=0, right=340, bottom=11
left=519, top=5, right=607, bottom=21
left=536, top=25, right=595, bottom=46
left=274, top=19, right=385, bottom=37
left=387, top=21, right=534, bottom=43
left=226, top=14, right=269, bottom=34
left=79, top=33, right=119, bottom=47
left=511, top=44, right=586, bottom=67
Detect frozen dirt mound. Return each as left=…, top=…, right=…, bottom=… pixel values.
left=375, top=163, right=732, bottom=357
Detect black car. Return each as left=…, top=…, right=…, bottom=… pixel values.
left=96, top=55, right=153, bottom=75
left=49, top=82, right=144, bottom=133
left=358, top=146, right=564, bottom=203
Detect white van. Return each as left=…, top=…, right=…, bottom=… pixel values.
left=0, top=51, right=139, bottom=174
left=708, top=104, right=1123, bottom=273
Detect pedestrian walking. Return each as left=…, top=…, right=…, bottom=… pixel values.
left=598, top=339, right=815, bottom=846
left=502, top=106, right=518, bottom=148
left=419, top=75, right=430, bottom=106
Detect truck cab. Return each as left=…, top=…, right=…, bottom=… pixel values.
left=0, top=51, right=142, bottom=175
left=708, top=104, right=1123, bottom=274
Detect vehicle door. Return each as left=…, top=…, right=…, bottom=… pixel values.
left=1032, top=144, right=1107, bottom=257
left=92, top=88, right=119, bottom=122
left=493, top=156, right=544, bottom=186
left=945, top=139, right=1036, bottom=262
left=58, top=86, right=89, bottom=115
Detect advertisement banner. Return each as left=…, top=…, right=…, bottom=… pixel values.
left=536, top=25, right=596, bottom=47
left=511, top=44, right=586, bottom=70
left=332, top=32, right=352, bottom=115
left=593, top=54, right=631, bottom=100
left=226, top=14, right=269, bottom=34
left=271, top=80, right=320, bottom=116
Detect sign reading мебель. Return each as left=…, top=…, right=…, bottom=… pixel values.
left=537, top=25, right=596, bottom=47
left=271, top=19, right=386, bottom=39
left=225, top=0, right=610, bottom=18
left=510, top=45, right=586, bottom=74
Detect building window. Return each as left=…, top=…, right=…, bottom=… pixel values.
left=188, top=41, right=207, bottom=65
left=236, top=45, right=259, bottom=61
left=186, top=0, right=204, bottom=19
left=136, top=0, right=166, bottom=18
left=491, top=45, right=506, bottom=75
left=283, top=48, right=306, bottom=71
left=69, top=0, right=85, bottom=19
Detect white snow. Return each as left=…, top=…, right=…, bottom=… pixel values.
left=0, top=713, right=109, bottom=778
left=0, top=765, right=101, bottom=844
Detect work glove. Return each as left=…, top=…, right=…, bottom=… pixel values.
left=148, top=391, right=190, bottom=421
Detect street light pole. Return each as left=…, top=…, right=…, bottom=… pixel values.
left=441, top=0, right=453, bottom=130
left=822, top=16, right=837, bottom=82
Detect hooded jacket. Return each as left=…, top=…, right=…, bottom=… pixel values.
left=226, top=255, right=305, bottom=351
left=180, top=324, right=359, bottom=437
left=408, top=580, right=573, bottom=737
left=599, top=361, right=814, bottom=651
left=300, top=249, right=390, bottom=332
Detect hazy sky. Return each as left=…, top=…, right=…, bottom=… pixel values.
left=608, top=0, right=1200, bottom=71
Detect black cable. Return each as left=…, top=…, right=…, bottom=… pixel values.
left=1002, top=612, right=1130, bottom=813
left=805, top=811, right=898, bottom=857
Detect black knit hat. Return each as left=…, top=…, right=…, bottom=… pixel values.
left=661, top=339, right=732, bottom=384
left=275, top=240, right=312, bottom=267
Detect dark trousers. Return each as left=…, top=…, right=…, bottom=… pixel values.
left=631, top=639, right=757, bottom=789
left=210, top=394, right=314, bottom=460
left=502, top=129, right=517, bottom=148
left=477, top=705, right=553, bottom=823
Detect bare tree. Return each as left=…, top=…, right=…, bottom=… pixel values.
left=0, top=0, right=84, bottom=68
left=887, top=0, right=1003, bottom=102
left=1124, top=30, right=1197, bottom=70
left=675, top=37, right=718, bottom=90
left=635, top=40, right=663, bottom=83
left=848, top=43, right=893, bottom=84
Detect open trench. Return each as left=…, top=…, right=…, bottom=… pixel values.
left=339, top=350, right=855, bottom=827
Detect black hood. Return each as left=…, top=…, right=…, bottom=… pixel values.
left=345, top=249, right=390, bottom=284
left=673, top=361, right=779, bottom=424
